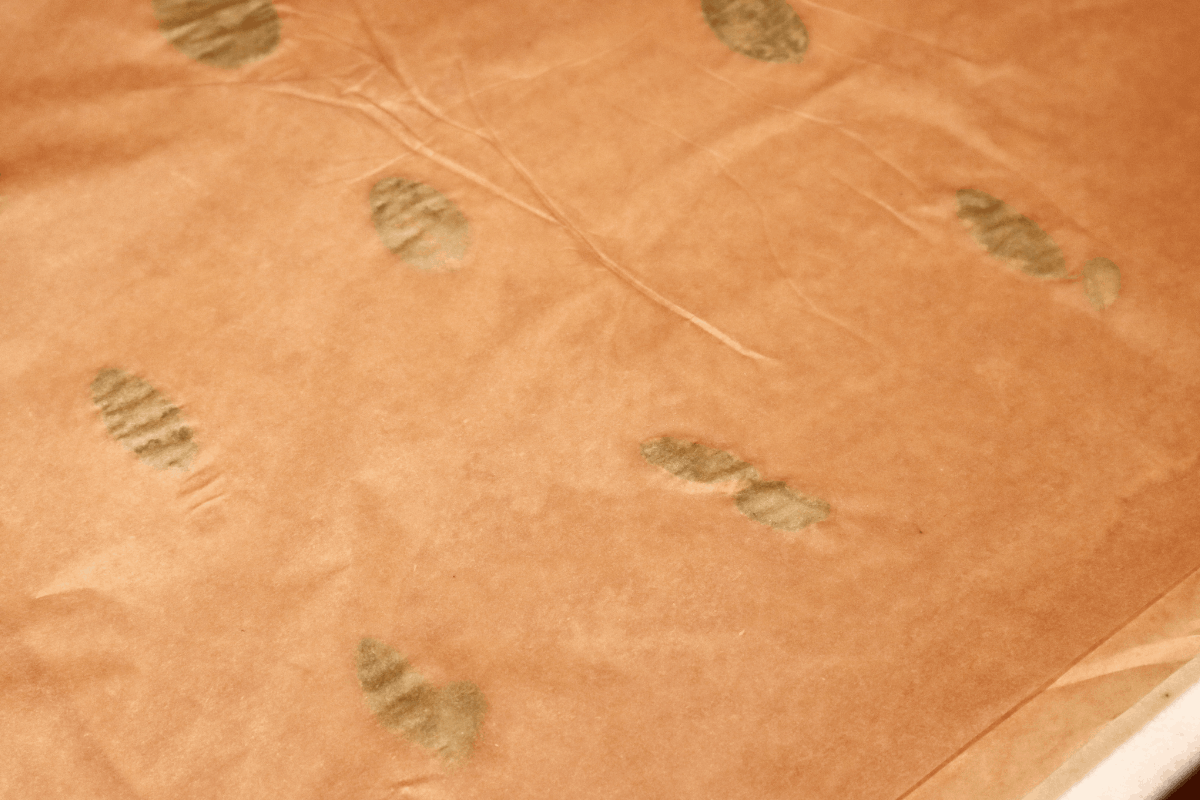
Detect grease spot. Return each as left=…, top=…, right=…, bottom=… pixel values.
left=640, top=436, right=759, bottom=484
left=91, top=369, right=197, bottom=470
left=641, top=436, right=828, bottom=532
left=151, top=0, right=280, bottom=69
left=735, top=480, right=829, bottom=531
left=956, top=189, right=1066, bottom=279
left=370, top=178, right=470, bottom=270
left=356, top=638, right=485, bottom=765
left=702, top=0, right=808, bottom=63
left=1082, top=257, right=1121, bottom=310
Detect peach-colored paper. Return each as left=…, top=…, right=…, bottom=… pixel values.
left=2, top=1, right=1199, bottom=798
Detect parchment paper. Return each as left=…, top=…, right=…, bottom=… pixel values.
left=2, top=1, right=1199, bottom=798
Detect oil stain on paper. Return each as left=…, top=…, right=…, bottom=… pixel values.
left=151, top=0, right=281, bottom=69
left=735, top=480, right=830, bottom=532
left=641, top=436, right=828, bottom=531
left=640, top=436, right=760, bottom=484
left=956, top=190, right=1124, bottom=309
left=702, top=0, right=809, bottom=63
left=370, top=178, right=470, bottom=270
left=1082, top=257, right=1121, bottom=309
left=956, top=189, right=1067, bottom=279
left=356, top=638, right=486, bottom=765
left=91, top=368, right=197, bottom=470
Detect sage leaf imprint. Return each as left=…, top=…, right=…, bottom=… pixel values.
left=735, top=480, right=829, bottom=531
left=1082, top=257, right=1121, bottom=309
left=702, top=0, right=808, bottom=64
left=370, top=178, right=470, bottom=270
left=356, top=638, right=485, bottom=765
left=641, top=436, right=829, bottom=531
left=956, top=189, right=1067, bottom=279
left=92, top=368, right=197, bottom=470
left=640, top=436, right=759, bottom=484
left=152, top=0, right=280, bottom=69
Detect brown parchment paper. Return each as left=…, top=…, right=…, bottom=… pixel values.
left=2, top=1, right=1199, bottom=798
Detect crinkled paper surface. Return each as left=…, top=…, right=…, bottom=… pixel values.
left=2, top=1, right=1199, bottom=798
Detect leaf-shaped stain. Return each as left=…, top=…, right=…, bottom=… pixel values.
left=356, top=638, right=486, bottom=765
left=370, top=178, right=470, bottom=270
left=151, top=0, right=280, bottom=69
left=91, top=369, right=197, bottom=470
left=956, top=189, right=1067, bottom=279
left=1082, top=257, right=1121, bottom=310
left=735, top=480, right=829, bottom=531
left=702, top=0, right=809, bottom=63
left=641, top=436, right=760, bottom=484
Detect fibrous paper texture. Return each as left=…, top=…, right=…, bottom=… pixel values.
left=2, top=1, right=1199, bottom=799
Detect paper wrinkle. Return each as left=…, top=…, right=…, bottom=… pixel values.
left=827, top=172, right=932, bottom=238
left=689, top=59, right=927, bottom=190
left=1051, top=636, right=1200, bottom=689
left=298, top=9, right=748, bottom=352
left=695, top=60, right=860, bottom=134
left=67, top=705, right=150, bottom=800
left=1100, top=449, right=1200, bottom=525
left=215, top=11, right=563, bottom=222
left=340, top=2, right=490, bottom=141
left=455, top=66, right=773, bottom=362
left=260, top=83, right=558, bottom=225
left=254, top=31, right=771, bottom=361
left=33, top=538, right=185, bottom=602
left=852, top=81, right=1021, bottom=172
left=796, top=0, right=979, bottom=66
left=472, top=28, right=649, bottom=92
left=411, top=18, right=651, bottom=103
left=605, top=102, right=884, bottom=351
left=5, top=603, right=148, bottom=798
left=598, top=102, right=813, bottom=232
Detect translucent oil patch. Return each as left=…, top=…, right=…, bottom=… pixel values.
left=1082, top=257, right=1121, bottom=310
left=356, top=638, right=486, bottom=765
left=641, top=437, right=828, bottom=531
left=370, top=178, right=470, bottom=270
left=91, top=368, right=197, bottom=470
left=735, top=480, right=829, bottom=531
left=956, top=189, right=1067, bottom=279
left=640, top=436, right=759, bottom=484
left=702, top=0, right=809, bottom=63
left=151, top=0, right=281, bottom=69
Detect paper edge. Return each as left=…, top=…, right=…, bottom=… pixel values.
left=1022, top=654, right=1200, bottom=800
